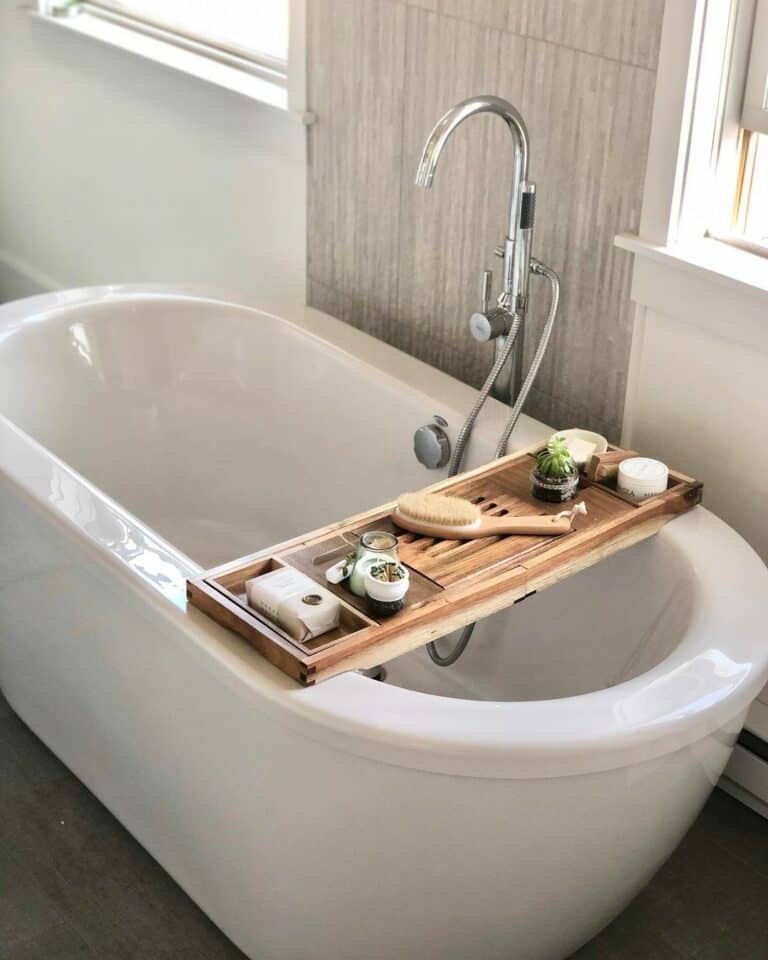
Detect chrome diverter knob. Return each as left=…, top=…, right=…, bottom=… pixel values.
left=413, top=421, right=451, bottom=469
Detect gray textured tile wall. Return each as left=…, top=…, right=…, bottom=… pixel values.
left=307, top=0, right=663, bottom=441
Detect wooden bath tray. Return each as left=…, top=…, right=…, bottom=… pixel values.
left=187, top=444, right=702, bottom=685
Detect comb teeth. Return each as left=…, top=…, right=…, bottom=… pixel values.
left=396, top=492, right=480, bottom=527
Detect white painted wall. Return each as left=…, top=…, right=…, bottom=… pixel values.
left=622, top=255, right=768, bottom=731
left=0, top=2, right=306, bottom=304
left=626, top=310, right=768, bottom=554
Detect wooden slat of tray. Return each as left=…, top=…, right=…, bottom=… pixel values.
left=187, top=444, right=703, bottom=685
left=397, top=460, right=632, bottom=587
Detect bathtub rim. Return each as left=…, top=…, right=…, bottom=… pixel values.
left=0, top=282, right=526, bottom=446
left=1, top=285, right=767, bottom=781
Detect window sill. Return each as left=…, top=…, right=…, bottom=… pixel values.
left=615, top=234, right=768, bottom=298
left=615, top=233, right=768, bottom=348
left=28, top=5, right=299, bottom=115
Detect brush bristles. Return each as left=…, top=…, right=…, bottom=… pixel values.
left=396, top=492, right=480, bottom=527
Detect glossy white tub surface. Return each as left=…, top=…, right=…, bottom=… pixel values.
left=1, top=287, right=767, bottom=960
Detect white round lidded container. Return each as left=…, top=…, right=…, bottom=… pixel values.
left=363, top=562, right=410, bottom=619
left=617, top=457, right=669, bottom=499
left=364, top=563, right=410, bottom=602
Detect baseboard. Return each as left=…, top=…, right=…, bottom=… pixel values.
left=720, top=774, right=768, bottom=819
left=721, top=737, right=768, bottom=819
left=0, top=250, right=60, bottom=302
left=745, top=697, right=768, bottom=740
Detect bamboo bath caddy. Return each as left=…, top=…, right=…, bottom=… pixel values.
left=187, top=444, right=702, bottom=685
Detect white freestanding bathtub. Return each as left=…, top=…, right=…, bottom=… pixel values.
left=1, top=287, right=767, bottom=960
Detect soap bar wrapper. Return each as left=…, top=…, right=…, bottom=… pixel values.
left=245, top=567, right=341, bottom=643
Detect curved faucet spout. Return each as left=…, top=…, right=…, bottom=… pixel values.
left=415, top=93, right=536, bottom=407
left=414, top=94, right=529, bottom=191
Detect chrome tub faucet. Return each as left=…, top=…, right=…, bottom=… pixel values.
left=415, top=94, right=536, bottom=402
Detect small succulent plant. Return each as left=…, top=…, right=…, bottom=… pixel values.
left=535, top=435, right=577, bottom=480
left=369, top=562, right=406, bottom=582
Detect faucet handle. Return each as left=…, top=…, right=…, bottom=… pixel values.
left=472, top=267, right=509, bottom=342
left=481, top=269, right=492, bottom=313
left=470, top=307, right=509, bottom=343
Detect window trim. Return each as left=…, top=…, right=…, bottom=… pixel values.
left=697, top=0, right=768, bottom=257
left=742, top=0, right=768, bottom=133
left=83, top=1, right=288, bottom=83
left=724, top=128, right=768, bottom=255
left=30, top=0, right=310, bottom=118
left=615, top=0, right=768, bottom=322
left=617, top=0, right=768, bottom=285
left=673, top=0, right=762, bottom=252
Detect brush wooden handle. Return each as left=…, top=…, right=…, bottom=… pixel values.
left=394, top=512, right=573, bottom=540
left=478, top=514, right=573, bottom=537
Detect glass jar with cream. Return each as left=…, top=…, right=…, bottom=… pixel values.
left=348, top=531, right=400, bottom=596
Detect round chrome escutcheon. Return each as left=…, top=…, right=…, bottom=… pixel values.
left=413, top=421, right=450, bottom=469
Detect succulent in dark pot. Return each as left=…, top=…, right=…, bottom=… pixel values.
left=531, top=435, right=579, bottom=503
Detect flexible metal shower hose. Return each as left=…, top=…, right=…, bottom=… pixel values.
left=427, top=260, right=561, bottom=667
left=495, top=261, right=560, bottom=457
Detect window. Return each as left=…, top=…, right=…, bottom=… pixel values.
left=38, top=1, right=295, bottom=110
left=734, top=131, right=768, bottom=247
left=86, top=1, right=288, bottom=67
left=734, top=0, right=768, bottom=248
left=710, top=0, right=768, bottom=254
left=616, top=0, right=768, bottom=304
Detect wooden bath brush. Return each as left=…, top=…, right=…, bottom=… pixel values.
left=392, top=492, right=586, bottom=540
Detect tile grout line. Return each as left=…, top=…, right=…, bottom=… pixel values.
left=397, top=1, right=659, bottom=74
left=391, top=0, right=410, bottom=337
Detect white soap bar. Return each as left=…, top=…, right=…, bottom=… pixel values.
left=563, top=437, right=597, bottom=467
left=551, top=429, right=608, bottom=469
left=246, top=567, right=341, bottom=642
left=617, top=457, right=668, bottom=499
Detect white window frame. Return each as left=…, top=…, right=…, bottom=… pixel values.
left=77, top=1, right=288, bottom=82
left=742, top=0, right=768, bottom=134
left=616, top=0, right=768, bottom=306
left=700, top=0, right=768, bottom=256
left=640, top=0, right=764, bottom=251
left=30, top=0, right=309, bottom=118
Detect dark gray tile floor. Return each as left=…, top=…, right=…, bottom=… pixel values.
left=1, top=688, right=767, bottom=959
